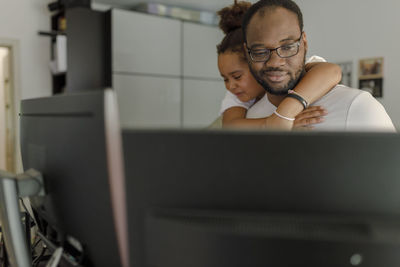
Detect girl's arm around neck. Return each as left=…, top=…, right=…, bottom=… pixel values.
left=276, top=62, right=342, bottom=119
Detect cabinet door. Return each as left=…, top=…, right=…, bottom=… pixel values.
left=112, top=9, right=181, bottom=76
left=183, top=22, right=223, bottom=79
left=113, top=74, right=181, bottom=128
left=182, top=79, right=226, bottom=128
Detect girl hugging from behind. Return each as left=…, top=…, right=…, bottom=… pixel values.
left=217, top=1, right=342, bottom=130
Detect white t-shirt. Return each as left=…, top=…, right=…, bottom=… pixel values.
left=246, top=85, right=396, bottom=132
left=219, top=55, right=326, bottom=114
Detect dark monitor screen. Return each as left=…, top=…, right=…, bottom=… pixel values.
left=122, top=130, right=400, bottom=267
left=20, top=90, right=124, bottom=267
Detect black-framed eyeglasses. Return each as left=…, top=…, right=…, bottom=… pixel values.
left=246, top=32, right=304, bottom=63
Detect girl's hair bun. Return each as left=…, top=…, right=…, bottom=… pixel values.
left=217, top=1, right=252, bottom=34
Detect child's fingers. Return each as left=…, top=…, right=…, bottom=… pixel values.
left=294, top=116, right=324, bottom=128
left=296, top=108, right=327, bottom=121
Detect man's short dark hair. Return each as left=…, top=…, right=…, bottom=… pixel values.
left=242, top=0, right=304, bottom=43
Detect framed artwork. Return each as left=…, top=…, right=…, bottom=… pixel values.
left=359, top=57, right=384, bottom=98
left=359, top=78, right=383, bottom=98
left=336, top=61, right=353, bottom=87
left=359, top=57, right=383, bottom=79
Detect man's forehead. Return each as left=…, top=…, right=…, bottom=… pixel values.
left=246, top=7, right=301, bottom=45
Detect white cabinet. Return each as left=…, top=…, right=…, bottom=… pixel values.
left=182, top=79, right=225, bottom=128
left=183, top=22, right=224, bottom=79
left=112, top=9, right=181, bottom=76
left=111, top=9, right=226, bottom=128
left=113, top=74, right=181, bottom=128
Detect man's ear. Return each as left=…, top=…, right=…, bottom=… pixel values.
left=302, top=31, right=308, bottom=51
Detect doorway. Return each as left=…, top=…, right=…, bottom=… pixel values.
left=0, top=46, right=16, bottom=172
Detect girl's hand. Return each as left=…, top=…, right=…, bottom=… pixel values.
left=293, top=106, right=327, bottom=130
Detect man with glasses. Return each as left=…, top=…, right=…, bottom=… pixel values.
left=243, top=0, right=395, bottom=131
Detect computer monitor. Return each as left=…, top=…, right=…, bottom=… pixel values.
left=19, top=90, right=128, bottom=267
left=18, top=89, right=400, bottom=267
left=122, top=129, right=400, bottom=267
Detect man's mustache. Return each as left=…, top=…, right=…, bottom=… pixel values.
left=261, top=67, right=286, bottom=73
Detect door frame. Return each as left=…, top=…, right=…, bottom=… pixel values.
left=0, top=38, right=22, bottom=173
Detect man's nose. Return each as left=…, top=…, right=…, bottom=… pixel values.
left=265, top=50, right=285, bottom=68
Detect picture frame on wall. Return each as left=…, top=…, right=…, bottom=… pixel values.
left=359, top=57, right=383, bottom=79
left=359, top=78, right=383, bottom=98
left=359, top=57, right=384, bottom=98
left=336, top=61, right=353, bottom=87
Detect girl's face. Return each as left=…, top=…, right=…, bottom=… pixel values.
left=218, top=52, right=265, bottom=103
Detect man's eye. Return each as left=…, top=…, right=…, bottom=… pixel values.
left=281, top=45, right=296, bottom=51
left=253, top=50, right=268, bottom=56
left=233, top=75, right=242, bottom=80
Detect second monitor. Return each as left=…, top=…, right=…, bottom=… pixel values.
left=123, top=130, right=400, bottom=267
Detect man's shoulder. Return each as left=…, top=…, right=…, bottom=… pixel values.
left=325, top=84, right=367, bottom=98
left=314, top=85, right=395, bottom=132
left=313, top=85, right=370, bottom=107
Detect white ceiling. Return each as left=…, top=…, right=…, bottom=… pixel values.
left=94, top=0, right=258, bottom=13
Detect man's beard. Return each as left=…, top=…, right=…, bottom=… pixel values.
left=249, top=55, right=306, bottom=96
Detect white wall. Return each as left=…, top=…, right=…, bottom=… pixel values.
left=298, top=0, right=400, bottom=129
left=0, top=0, right=52, bottom=171
left=0, top=0, right=52, bottom=100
